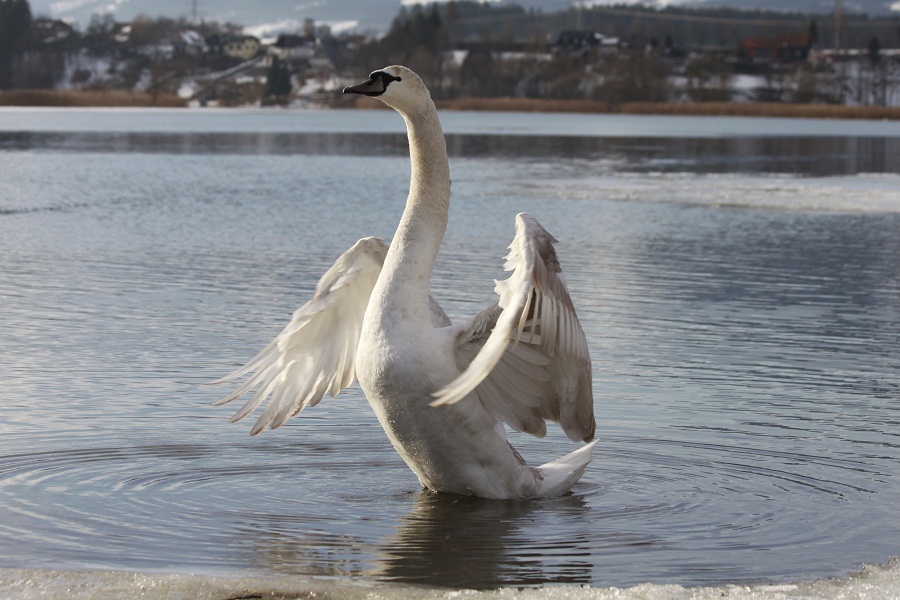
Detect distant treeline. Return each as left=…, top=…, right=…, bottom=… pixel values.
left=425, top=1, right=899, bottom=50
left=1, top=0, right=899, bottom=108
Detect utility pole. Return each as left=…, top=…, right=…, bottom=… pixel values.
left=834, top=0, right=845, bottom=103
left=833, top=0, right=842, bottom=51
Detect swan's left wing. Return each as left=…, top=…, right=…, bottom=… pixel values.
left=433, top=213, right=595, bottom=442
left=213, top=237, right=387, bottom=435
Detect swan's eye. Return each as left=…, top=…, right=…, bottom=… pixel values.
left=371, top=71, right=402, bottom=86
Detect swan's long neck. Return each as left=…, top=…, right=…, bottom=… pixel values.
left=405, top=108, right=450, bottom=215
left=376, top=103, right=450, bottom=323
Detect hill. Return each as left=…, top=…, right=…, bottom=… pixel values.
left=28, top=0, right=900, bottom=36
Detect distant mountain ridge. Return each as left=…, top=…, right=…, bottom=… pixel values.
left=30, top=0, right=900, bottom=35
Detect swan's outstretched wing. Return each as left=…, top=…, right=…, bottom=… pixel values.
left=433, top=213, right=595, bottom=442
left=213, top=237, right=388, bottom=435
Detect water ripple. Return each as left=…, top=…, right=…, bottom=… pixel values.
left=1, top=114, right=899, bottom=589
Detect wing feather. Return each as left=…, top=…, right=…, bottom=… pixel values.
left=213, top=237, right=388, bottom=435
left=492, top=360, right=545, bottom=406
left=435, top=213, right=595, bottom=442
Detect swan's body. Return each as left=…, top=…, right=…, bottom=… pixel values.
left=215, top=66, right=596, bottom=499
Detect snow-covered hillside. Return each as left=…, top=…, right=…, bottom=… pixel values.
left=29, top=0, right=900, bottom=36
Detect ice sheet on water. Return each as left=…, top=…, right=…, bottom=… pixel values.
left=519, top=172, right=900, bottom=214
left=1, top=558, right=898, bottom=600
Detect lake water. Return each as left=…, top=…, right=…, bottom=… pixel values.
left=0, top=107, right=899, bottom=599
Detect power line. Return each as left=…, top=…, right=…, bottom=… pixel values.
left=187, top=0, right=201, bottom=24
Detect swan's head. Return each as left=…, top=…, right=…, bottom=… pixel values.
left=343, top=66, right=432, bottom=115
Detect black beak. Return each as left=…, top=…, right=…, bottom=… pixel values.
left=343, top=76, right=386, bottom=97
left=343, top=71, right=401, bottom=97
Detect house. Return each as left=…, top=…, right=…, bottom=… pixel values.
left=270, top=34, right=316, bottom=61
left=29, top=18, right=75, bottom=46
left=207, top=34, right=262, bottom=60
left=113, top=23, right=132, bottom=44
left=554, top=30, right=619, bottom=56
left=224, top=35, right=261, bottom=60
left=740, top=33, right=811, bottom=64
left=179, top=30, right=207, bottom=56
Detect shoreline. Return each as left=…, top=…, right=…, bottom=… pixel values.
left=435, top=96, right=900, bottom=120
left=1, top=559, right=899, bottom=599
left=2, top=89, right=900, bottom=120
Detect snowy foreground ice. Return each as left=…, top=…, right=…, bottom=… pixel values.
left=1, top=560, right=898, bottom=600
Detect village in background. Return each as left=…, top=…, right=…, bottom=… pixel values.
left=0, top=0, right=898, bottom=109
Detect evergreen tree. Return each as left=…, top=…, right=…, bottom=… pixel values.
left=0, top=0, right=32, bottom=89
left=867, top=36, right=880, bottom=65
left=807, top=20, right=818, bottom=48
left=264, top=55, right=293, bottom=105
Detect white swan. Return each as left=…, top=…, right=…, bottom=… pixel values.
left=214, top=66, right=596, bottom=499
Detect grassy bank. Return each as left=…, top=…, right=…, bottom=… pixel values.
left=0, top=89, right=187, bottom=108
left=347, top=95, right=900, bottom=120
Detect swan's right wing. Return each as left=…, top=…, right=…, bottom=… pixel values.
left=212, top=237, right=388, bottom=435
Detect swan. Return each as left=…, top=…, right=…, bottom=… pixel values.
left=214, top=66, right=596, bottom=499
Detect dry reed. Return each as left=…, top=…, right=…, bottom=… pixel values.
left=0, top=89, right=187, bottom=108
left=5, top=90, right=896, bottom=120
left=433, top=97, right=900, bottom=120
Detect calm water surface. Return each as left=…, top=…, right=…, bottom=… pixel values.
left=0, top=108, right=898, bottom=589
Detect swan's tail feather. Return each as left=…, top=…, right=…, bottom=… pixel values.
left=535, top=440, right=598, bottom=497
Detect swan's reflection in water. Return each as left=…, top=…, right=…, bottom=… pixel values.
left=373, top=491, right=593, bottom=588
left=247, top=489, right=594, bottom=588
